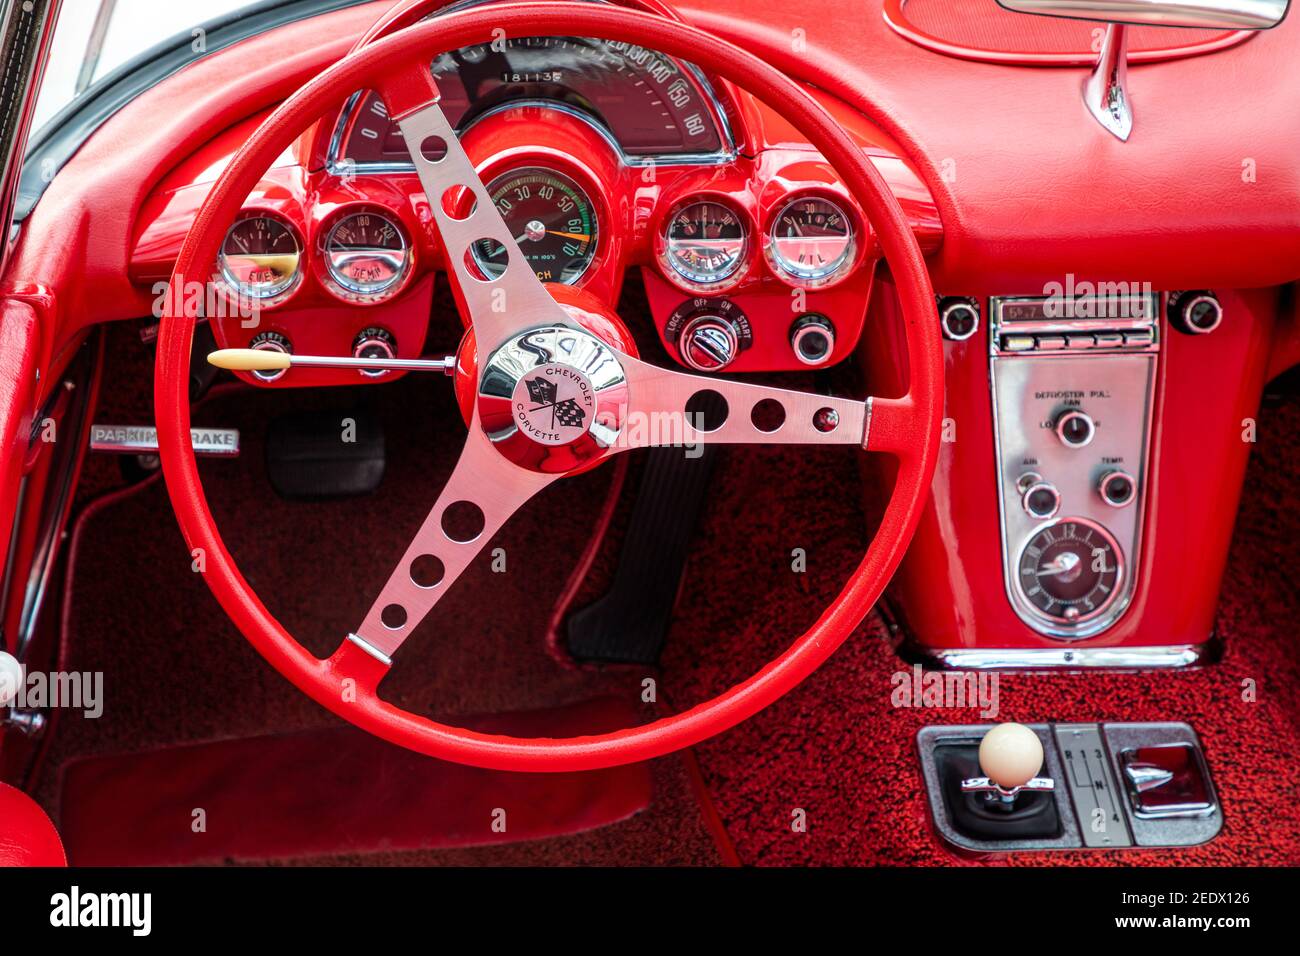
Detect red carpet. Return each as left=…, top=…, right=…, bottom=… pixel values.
left=34, top=310, right=1300, bottom=866
left=60, top=698, right=650, bottom=866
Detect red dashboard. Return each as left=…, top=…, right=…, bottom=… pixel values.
left=128, top=32, right=940, bottom=389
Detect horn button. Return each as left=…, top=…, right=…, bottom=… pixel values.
left=477, top=326, right=630, bottom=474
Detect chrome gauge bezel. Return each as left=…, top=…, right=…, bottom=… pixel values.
left=1013, top=516, right=1125, bottom=628
left=766, top=194, right=857, bottom=288
left=217, top=210, right=303, bottom=306
left=320, top=208, right=413, bottom=304
left=659, top=197, right=751, bottom=292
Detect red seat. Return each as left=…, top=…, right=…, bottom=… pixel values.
left=0, top=781, right=65, bottom=867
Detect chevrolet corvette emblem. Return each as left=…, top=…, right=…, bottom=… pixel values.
left=511, top=363, right=595, bottom=446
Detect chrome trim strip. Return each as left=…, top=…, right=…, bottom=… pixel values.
left=861, top=395, right=873, bottom=450
left=909, top=642, right=1215, bottom=671
left=346, top=632, right=393, bottom=666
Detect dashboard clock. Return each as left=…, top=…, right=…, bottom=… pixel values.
left=1015, top=518, right=1123, bottom=626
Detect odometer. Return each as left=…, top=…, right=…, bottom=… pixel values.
left=470, top=168, right=597, bottom=284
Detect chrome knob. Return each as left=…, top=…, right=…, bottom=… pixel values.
left=1055, top=409, right=1095, bottom=448
left=248, top=331, right=291, bottom=382
left=1098, top=469, right=1137, bottom=507
left=1169, top=290, right=1222, bottom=335
left=1022, top=480, right=1060, bottom=519
left=938, top=296, right=980, bottom=341
left=679, top=315, right=739, bottom=372
left=789, top=313, right=835, bottom=366
left=352, top=327, right=397, bottom=378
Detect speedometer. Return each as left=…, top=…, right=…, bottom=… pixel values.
left=336, top=36, right=727, bottom=166
left=470, top=168, right=597, bottom=284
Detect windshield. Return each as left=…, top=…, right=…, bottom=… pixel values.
left=33, top=0, right=293, bottom=135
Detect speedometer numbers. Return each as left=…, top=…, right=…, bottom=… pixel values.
left=471, top=168, right=598, bottom=285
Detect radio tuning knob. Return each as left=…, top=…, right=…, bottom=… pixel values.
left=679, top=314, right=739, bottom=372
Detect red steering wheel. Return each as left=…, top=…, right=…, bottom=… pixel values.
left=155, top=1, right=943, bottom=771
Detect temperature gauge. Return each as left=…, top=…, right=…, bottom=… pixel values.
left=219, top=213, right=301, bottom=303
left=768, top=196, right=855, bottom=286
left=323, top=211, right=411, bottom=302
left=662, top=199, right=749, bottom=288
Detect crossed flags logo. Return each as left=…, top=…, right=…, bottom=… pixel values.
left=525, top=376, right=587, bottom=430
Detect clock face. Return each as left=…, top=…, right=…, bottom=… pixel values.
left=1016, top=518, right=1124, bottom=625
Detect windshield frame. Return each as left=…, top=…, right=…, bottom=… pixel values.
left=17, top=0, right=368, bottom=221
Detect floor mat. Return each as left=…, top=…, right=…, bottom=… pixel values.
left=60, top=698, right=652, bottom=866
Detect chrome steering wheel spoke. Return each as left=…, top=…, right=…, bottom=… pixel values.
left=614, top=354, right=872, bottom=449
left=349, top=420, right=556, bottom=662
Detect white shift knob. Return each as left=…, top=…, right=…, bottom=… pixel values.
left=978, top=722, right=1044, bottom=790
left=0, top=651, right=23, bottom=707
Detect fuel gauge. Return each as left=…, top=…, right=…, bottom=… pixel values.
left=218, top=212, right=301, bottom=303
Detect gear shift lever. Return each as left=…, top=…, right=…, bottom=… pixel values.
left=961, top=722, right=1055, bottom=809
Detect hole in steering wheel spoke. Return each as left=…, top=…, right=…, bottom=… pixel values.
left=441, top=500, right=486, bottom=543
left=380, top=604, right=408, bottom=630
left=410, top=554, right=446, bottom=589
left=684, top=389, right=728, bottom=433
left=418, top=135, right=448, bottom=163
left=750, top=398, right=786, bottom=433
left=463, top=242, right=505, bottom=282
left=441, top=185, right=476, bottom=221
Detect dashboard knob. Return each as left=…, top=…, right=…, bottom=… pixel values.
left=1021, top=480, right=1060, bottom=519
left=1098, top=469, right=1137, bottom=507
left=1168, top=290, right=1223, bottom=335
left=248, top=331, right=291, bottom=382
left=1055, top=409, right=1095, bottom=448
left=679, top=315, right=739, bottom=372
left=789, top=313, right=836, bottom=366
left=938, top=296, right=980, bottom=341
left=352, top=327, right=397, bottom=378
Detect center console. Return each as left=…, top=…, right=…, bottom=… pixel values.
left=989, top=292, right=1159, bottom=639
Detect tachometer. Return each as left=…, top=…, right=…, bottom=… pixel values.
left=218, top=213, right=301, bottom=303
left=470, top=168, right=597, bottom=284
left=662, top=199, right=749, bottom=287
left=322, top=210, right=411, bottom=302
left=768, top=196, right=855, bottom=285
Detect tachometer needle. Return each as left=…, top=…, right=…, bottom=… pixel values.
left=207, top=349, right=455, bottom=374
left=547, top=230, right=590, bottom=241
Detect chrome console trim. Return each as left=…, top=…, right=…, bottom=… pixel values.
left=908, top=642, right=1216, bottom=671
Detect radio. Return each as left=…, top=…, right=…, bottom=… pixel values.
left=989, top=291, right=1159, bottom=639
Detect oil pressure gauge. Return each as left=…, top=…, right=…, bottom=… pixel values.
left=323, top=210, right=411, bottom=302
left=768, top=196, right=855, bottom=286
left=1016, top=518, right=1124, bottom=626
